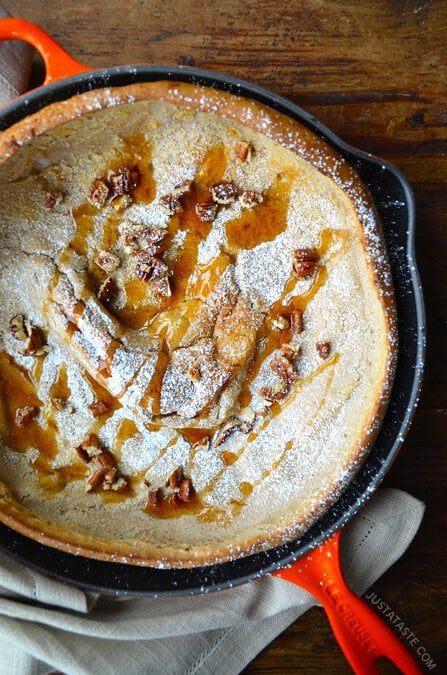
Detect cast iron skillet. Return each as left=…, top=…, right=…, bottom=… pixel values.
left=0, top=19, right=425, bottom=673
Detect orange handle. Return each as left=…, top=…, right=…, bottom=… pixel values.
left=273, top=531, right=422, bottom=674
left=0, top=18, right=91, bottom=85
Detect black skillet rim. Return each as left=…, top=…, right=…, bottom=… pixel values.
left=0, top=66, right=425, bottom=595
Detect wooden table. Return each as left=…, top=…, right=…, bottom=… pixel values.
left=4, top=0, right=446, bottom=671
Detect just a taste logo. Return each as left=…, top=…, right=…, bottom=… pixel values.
left=366, top=591, right=437, bottom=671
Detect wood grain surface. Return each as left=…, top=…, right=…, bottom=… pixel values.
left=3, top=0, right=447, bottom=672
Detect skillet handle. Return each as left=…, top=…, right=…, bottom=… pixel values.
left=0, top=18, right=91, bottom=85
left=273, top=531, right=422, bottom=675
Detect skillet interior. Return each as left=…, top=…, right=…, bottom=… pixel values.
left=0, top=66, right=424, bottom=595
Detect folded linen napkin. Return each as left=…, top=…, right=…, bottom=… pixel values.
left=0, top=10, right=425, bottom=675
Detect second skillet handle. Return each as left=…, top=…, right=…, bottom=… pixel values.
left=273, top=531, right=422, bottom=675
left=0, top=18, right=90, bottom=85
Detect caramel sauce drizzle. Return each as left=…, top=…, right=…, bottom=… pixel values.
left=0, top=353, right=87, bottom=497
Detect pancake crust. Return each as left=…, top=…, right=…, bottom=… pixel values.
left=0, top=83, right=396, bottom=567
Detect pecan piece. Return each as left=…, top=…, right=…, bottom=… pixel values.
left=97, top=277, right=117, bottom=304
left=270, top=354, right=299, bottom=382
left=103, top=467, right=118, bottom=489
left=108, top=166, right=139, bottom=197
left=316, top=341, right=331, bottom=359
left=235, top=140, right=253, bottom=162
left=79, top=433, right=102, bottom=456
left=170, top=492, right=182, bottom=507
left=111, top=194, right=132, bottom=211
left=147, top=487, right=162, bottom=506
left=15, top=405, right=38, bottom=427
left=88, top=400, right=109, bottom=417
left=134, top=258, right=169, bottom=282
left=75, top=445, right=91, bottom=463
left=239, top=190, right=263, bottom=209
left=260, top=382, right=288, bottom=404
left=214, top=415, right=253, bottom=447
left=94, top=250, right=121, bottom=273
left=290, top=309, right=303, bottom=335
left=152, top=277, right=172, bottom=297
left=9, top=314, right=27, bottom=341
left=271, top=315, right=290, bottom=331
left=178, top=478, right=192, bottom=503
left=22, top=323, right=43, bottom=356
left=280, top=343, right=301, bottom=360
left=44, top=191, right=63, bottom=209
left=168, top=465, right=183, bottom=490
left=110, top=476, right=128, bottom=492
left=86, top=469, right=106, bottom=492
left=92, top=451, right=115, bottom=469
left=159, top=193, right=182, bottom=215
left=195, top=202, right=218, bottom=222
left=292, top=248, right=319, bottom=279
left=89, top=178, right=110, bottom=206
left=209, top=182, right=240, bottom=205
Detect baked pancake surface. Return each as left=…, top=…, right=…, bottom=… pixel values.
left=0, top=83, right=396, bottom=566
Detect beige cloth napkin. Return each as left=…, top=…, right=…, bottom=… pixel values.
left=0, top=9, right=425, bottom=674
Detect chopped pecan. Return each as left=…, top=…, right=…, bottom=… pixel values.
left=178, top=478, right=192, bottom=503
left=280, top=343, right=301, bottom=360
left=92, top=451, right=115, bottom=469
left=97, top=277, right=117, bottom=304
left=170, top=492, right=182, bottom=507
left=86, top=469, right=106, bottom=492
left=147, top=487, right=162, bottom=506
left=22, top=323, right=43, bottom=356
left=134, top=258, right=169, bottom=282
left=94, top=250, right=121, bottom=273
left=214, top=415, right=253, bottom=447
left=15, top=405, right=38, bottom=427
left=271, top=316, right=290, bottom=331
left=9, top=314, right=27, bottom=341
left=75, top=445, right=91, bottom=463
left=108, top=166, right=139, bottom=197
left=103, top=467, right=118, bottom=489
left=171, top=179, right=192, bottom=196
left=111, top=194, right=132, bottom=212
left=316, top=341, right=331, bottom=359
left=159, top=193, right=182, bottom=215
left=88, top=400, right=109, bottom=417
left=239, top=190, right=263, bottom=209
left=195, top=202, right=218, bottom=222
left=168, top=465, right=183, bottom=490
left=290, top=309, right=303, bottom=335
left=270, top=354, right=299, bottom=382
left=260, top=381, right=288, bottom=403
left=235, top=140, right=253, bottom=162
left=79, top=433, right=102, bottom=456
left=209, top=182, right=240, bottom=205
left=44, top=191, right=63, bottom=209
left=89, top=178, right=110, bottom=206
left=110, top=476, right=128, bottom=492
left=152, top=277, right=172, bottom=297
left=292, top=248, right=319, bottom=279
left=120, top=224, right=168, bottom=253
